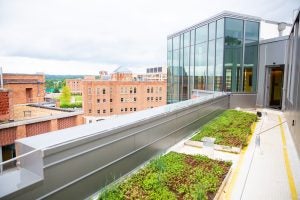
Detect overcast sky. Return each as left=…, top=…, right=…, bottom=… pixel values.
left=0, top=0, right=299, bottom=75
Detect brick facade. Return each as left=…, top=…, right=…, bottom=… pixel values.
left=0, top=90, right=13, bottom=121
left=82, top=80, right=167, bottom=117
left=0, top=127, right=17, bottom=146
left=26, top=121, right=51, bottom=137
left=58, top=116, right=77, bottom=129
left=66, top=79, right=83, bottom=94
left=3, top=73, right=45, bottom=105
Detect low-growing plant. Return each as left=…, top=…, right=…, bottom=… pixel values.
left=192, top=110, right=257, bottom=147
left=98, top=152, right=231, bottom=200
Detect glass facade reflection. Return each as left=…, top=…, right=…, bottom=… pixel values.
left=167, top=13, right=259, bottom=103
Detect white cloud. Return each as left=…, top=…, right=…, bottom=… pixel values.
left=0, top=0, right=298, bottom=74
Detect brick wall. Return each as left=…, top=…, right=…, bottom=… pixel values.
left=58, top=116, right=76, bottom=129
left=0, top=91, right=11, bottom=121
left=0, top=127, right=17, bottom=146
left=26, top=121, right=51, bottom=137
left=3, top=73, right=45, bottom=105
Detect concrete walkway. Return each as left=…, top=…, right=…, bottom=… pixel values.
left=171, top=109, right=300, bottom=200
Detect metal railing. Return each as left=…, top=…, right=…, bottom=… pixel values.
left=0, top=149, right=40, bottom=175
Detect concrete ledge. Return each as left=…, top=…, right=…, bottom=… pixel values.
left=184, top=140, right=241, bottom=154
left=214, top=167, right=233, bottom=200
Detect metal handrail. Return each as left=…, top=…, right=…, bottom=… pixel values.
left=0, top=149, right=40, bottom=174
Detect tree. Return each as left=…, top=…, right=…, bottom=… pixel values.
left=60, top=86, right=71, bottom=105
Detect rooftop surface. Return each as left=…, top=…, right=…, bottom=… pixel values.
left=12, top=105, right=66, bottom=121
left=171, top=109, right=300, bottom=199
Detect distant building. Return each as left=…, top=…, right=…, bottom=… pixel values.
left=0, top=73, right=84, bottom=165
left=66, top=79, right=83, bottom=95
left=82, top=67, right=167, bottom=122
left=3, top=73, right=45, bottom=104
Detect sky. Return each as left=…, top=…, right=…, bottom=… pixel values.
left=0, top=0, right=299, bottom=75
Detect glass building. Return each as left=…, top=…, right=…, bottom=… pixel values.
left=167, top=12, right=260, bottom=103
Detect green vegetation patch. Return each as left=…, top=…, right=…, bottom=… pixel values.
left=99, top=152, right=231, bottom=200
left=192, top=110, right=257, bottom=147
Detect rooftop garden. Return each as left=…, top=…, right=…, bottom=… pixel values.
left=191, top=110, right=257, bottom=148
left=98, top=152, right=231, bottom=200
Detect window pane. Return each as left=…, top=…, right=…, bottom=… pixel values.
left=207, top=40, right=215, bottom=90
left=217, top=18, right=224, bottom=38
left=173, top=36, right=180, bottom=50
left=172, top=49, right=180, bottom=102
left=215, top=38, right=224, bottom=91
left=225, top=18, right=243, bottom=39
left=190, top=45, right=195, bottom=96
left=245, top=21, right=259, bottom=41
left=244, top=41, right=258, bottom=92
left=209, top=22, right=216, bottom=40
left=224, top=18, right=243, bottom=92
left=243, top=68, right=253, bottom=92
left=184, top=32, right=190, bottom=47
left=183, top=47, right=190, bottom=100
left=196, top=25, right=208, bottom=44
left=225, top=18, right=243, bottom=46
left=191, top=29, right=195, bottom=46
left=167, top=39, right=172, bottom=51
left=194, top=42, right=207, bottom=90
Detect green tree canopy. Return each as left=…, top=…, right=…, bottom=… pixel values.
left=60, top=86, right=71, bottom=104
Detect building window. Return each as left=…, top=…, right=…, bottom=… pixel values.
left=130, top=87, right=133, bottom=93
left=121, top=87, right=124, bottom=93
left=89, top=109, right=92, bottom=114
left=130, top=108, right=132, bottom=111
left=121, top=108, right=123, bottom=112
left=134, top=87, right=137, bottom=93
left=151, top=87, right=154, bottom=93
left=134, top=108, right=136, bottom=111
left=103, top=110, right=106, bottom=113
left=88, top=88, right=92, bottom=95
left=97, top=88, right=101, bottom=95
left=151, top=97, right=154, bottom=101
left=103, top=99, right=106, bottom=103
left=97, top=99, right=100, bottom=103
left=159, top=87, right=162, bottom=93
left=110, top=98, right=112, bottom=102
left=147, top=97, right=150, bottom=101
left=121, top=98, right=124, bottom=102
left=102, top=89, right=106, bottom=94
left=134, top=97, right=136, bottom=102
left=159, top=97, right=162, bottom=101
left=110, top=108, right=113, bottom=113
left=156, top=97, right=158, bottom=102
left=125, top=108, right=127, bottom=112
left=97, top=110, right=100, bottom=114
left=147, top=88, right=150, bottom=93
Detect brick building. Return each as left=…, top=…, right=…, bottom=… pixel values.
left=3, top=73, right=45, bottom=104
left=66, top=79, right=83, bottom=95
left=82, top=67, right=167, bottom=122
left=0, top=106, right=83, bottom=166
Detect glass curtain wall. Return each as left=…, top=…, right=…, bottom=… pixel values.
left=167, top=16, right=259, bottom=103
left=224, top=18, right=244, bottom=92
left=195, top=25, right=208, bottom=90
left=243, top=21, right=259, bottom=92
